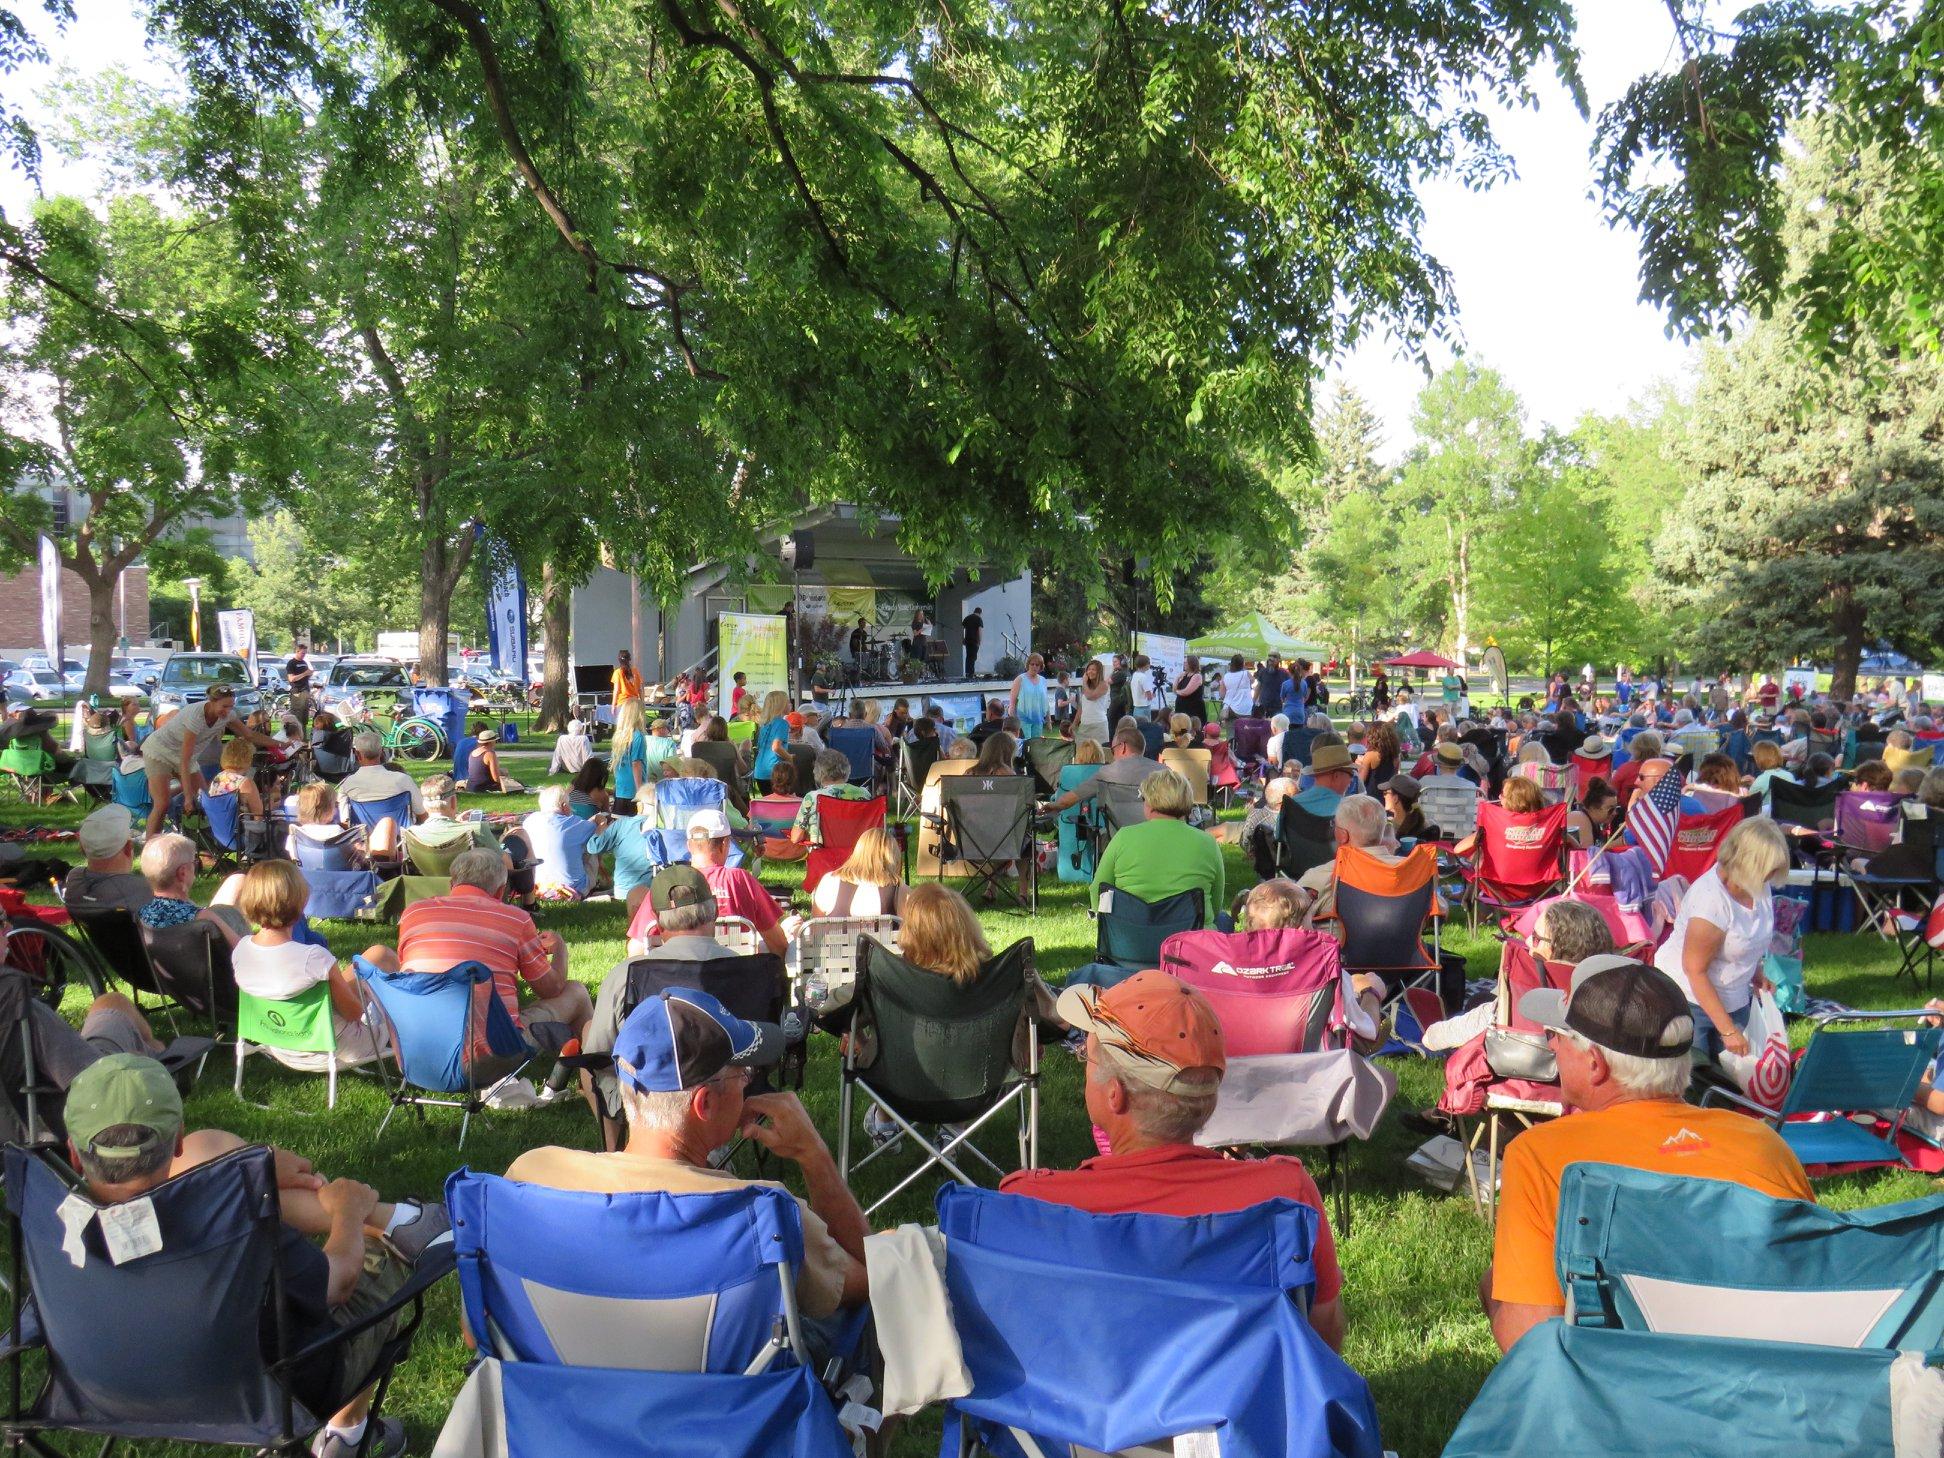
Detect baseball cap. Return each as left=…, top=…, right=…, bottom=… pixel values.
left=1387, top=773, right=1421, bottom=803
left=1519, top=955, right=1694, bottom=1061
left=1435, top=741, right=1464, bottom=766
left=78, top=803, right=135, bottom=859
left=685, top=808, right=733, bottom=841
left=65, top=1054, right=183, bottom=1163
left=612, top=988, right=782, bottom=1093
left=1057, top=970, right=1226, bottom=1090
left=648, top=863, right=712, bottom=915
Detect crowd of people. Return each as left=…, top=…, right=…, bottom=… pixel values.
left=4, top=648, right=1940, bottom=1456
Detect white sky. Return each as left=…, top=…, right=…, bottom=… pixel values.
left=7, top=2, right=1702, bottom=460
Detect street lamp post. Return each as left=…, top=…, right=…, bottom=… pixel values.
left=183, top=577, right=203, bottom=650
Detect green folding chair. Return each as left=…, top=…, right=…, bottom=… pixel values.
left=233, top=984, right=342, bottom=1109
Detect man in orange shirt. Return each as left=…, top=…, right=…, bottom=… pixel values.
left=1481, top=955, right=1812, bottom=1353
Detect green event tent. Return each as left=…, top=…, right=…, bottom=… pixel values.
left=1186, top=612, right=1327, bottom=660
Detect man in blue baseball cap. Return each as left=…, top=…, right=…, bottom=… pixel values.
left=508, top=987, right=868, bottom=1320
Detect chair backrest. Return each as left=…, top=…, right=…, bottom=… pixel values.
left=1495, top=939, right=1575, bottom=1038
left=145, top=919, right=238, bottom=1022
left=201, top=790, right=243, bottom=850
left=1097, top=779, right=1148, bottom=840
left=0, top=966, right=57, bottom=1144
left=639, top=918, right=764, bottom=957
left=81, top=729, right=120, bottom=763
left=935, top=1184, right=1380, bottom=1458
left=1768, top=777, right=1840, bottom=831
left=655, top=775, right=728, bottom=832
left=1230, top=716, right=1272, bottom=763
left=724, top=718, right=756, bottom=744
left=1024, top=737, right=1075, bottom=795
left=748, top=795, right=801, bottom=839
left=853, top=936, right=1032, bottom=1121
left=110, top=763, right=153, bottom=815
left=64, top=902, right=161, bottom=996
left=825, top=726, right=878, bottom=786
left=238, top=982, right=337, bottom=1056
left=793, top=916, right=900, bottom=980
left=1160, top=927, right=1348, bottom=1053
left=1274, top=798, right=1336, bottom=880
left=1661, top=803, right=1744, bottom=884
left=1279, top=725, right=1318, bottom=769
left=300, top=867, right=382, bottom=920
left=803, top=794, right=887, bottom=896
left=0, top=742, right=53, bottom=777
left=293, top=828, right=362, bottom=874
left=1095, top=885, right=1204, bottom=969
left=1330, top=844, right=1438, bottom=973
left=1554, top=1162, right=1944, bottom=1350
left=1518, top=761, right=1578, bottom=807
left=404, top=825, right=476, bottom=877
left=1137, top=719, right=1166, bottom=759
left=353, top=956, right=526, bottom=1092
left=623, top=951, right=788, bottom=1032
left=1474, top=801, right=1569, bottom=903
left=448, top=1170, right=807, bottom=1373
left=6, top=1143, right=312, bottom=1442
left=450, top=733, right=478, bottom=781
left=1781, top=1020, right=1944, bottom=1121
left=1207, top=741, right=1240, bottom=790
left=344, top=791, right=413, bottom=831
left=901, top=739, right=942, bottom=798
left=1417, top=779, right=1480, bottom=840
left=691, top=740, right=746, bottom=795
left=1834, top=790, right=1909, bottom=855
left=1157, top=748, right=1211, bottom=804
left=939, top=775, right=1034, bottom=863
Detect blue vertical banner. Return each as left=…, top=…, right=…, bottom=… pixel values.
left=480, top=533, right=528, bottom=676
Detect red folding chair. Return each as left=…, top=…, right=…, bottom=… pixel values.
left=1661, top=803, right=1744, bottom=884
left=1570, top=752, right=1618, bottom=798
left=802, top=794, right=887, bottom=896
left=1465, top=801, right=1569, bottom=931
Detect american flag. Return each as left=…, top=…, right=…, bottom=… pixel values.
left=1631, top=769, right=1685, bottom=877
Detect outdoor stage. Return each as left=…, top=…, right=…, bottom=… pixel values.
left=616, top=676, right=1009, bottom=729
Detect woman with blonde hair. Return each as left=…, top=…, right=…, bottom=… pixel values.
left=750, top=689, right=794, bottom=789
left=897, top=883, right=991, bottom=985
left=609, top=697, right=649, bottom=813
left=207, top=735, right=265, bottom=817
left=1073, top=737, right=1108, bottom=767
left=810, top=826, right=906, bottom=917
left=1167, top=713, right=1196, bottom=751
left=1655, top=816, right=1790, bottom=1062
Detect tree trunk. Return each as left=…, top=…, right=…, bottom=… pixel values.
left=417, top=529, right=476, bottom=686
left=1829, top=594, right=1867, bottom=702
left=536, top=559, right=573, bottom=732
left=82, top=569, right=119, bottom=699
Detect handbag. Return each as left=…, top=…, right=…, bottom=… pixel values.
left=1484, top=1027, right=1557, bottom=1083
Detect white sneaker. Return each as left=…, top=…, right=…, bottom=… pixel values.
left=534, top=1082, right=579, bottom=1106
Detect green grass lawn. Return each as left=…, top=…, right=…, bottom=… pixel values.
left=4, top=764, right=1935, bottom=1458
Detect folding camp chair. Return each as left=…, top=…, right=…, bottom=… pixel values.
left=1660, top=802, right=1744, bottom=884
left=1229, top=716, right=1273, bottom=779
left=1417, top=778, right=1480, bottom=842
left=0, top=743, right=74, bottom=807
left=825, top=725, right=879, bottom=789
left=233, top=984, right=345, bottom=1109
left=1444, top=1164, right=1944, bottom=1458
left=1280, top=724, right=1319, bottom=770
left=639, top=915, right=764, bottom=957
left=1702, top=1011, right=1944, bottom=1170
left=690, top=740, right=751, bottom=812
left=1158, top=747, right=1212, bottom=806
left=1329, top=843, right=1445, bottom=1008
left=1769, top=778, right=1842, bottom=866
left=1465, top=801, right=1569, bottom=930
left=1024, top=736, right=1074, bottom=797
left=837, top=935, right=1039, bottom=1217
left=937, top=1184, right=1383, bottom=1458
left=1854, top=816, right=1942, bottom=961
left=108, top=763, right=152, bottom=820
left=790, top=913, right=900, bottom=1013
left=1074, top=886, right=1204, bottom=991
left=196, top=792, right=289, bottom=869
left=1161, top=927, right=1377, bottom=1231
left=300, top=867, right=383, bottom=921
left=0, top=969, right=65, bottom=1148
left=893, top=738, right=940, bottom=820
left=0, top=1143, right=451, bottom=1458
left=352, top=956, right=536, bottom=1148
left=802, top=794, right=886, bottom=897
left=63, top=902, right=232, bottom=1037
left=342, top=790, right=414, bottom=866
left=1515, top=761, right=1577, bottom=807
left=1207, top=739, right=1243, bottom=808
left=2, top=922, right=105, bottom=1009
left=655, top=774, right=730, bottom=834
left=1137, top=719, right=1166, bottom=759
left=402, top=824, right=476, bottom=877
left=1082, top=779, right=1148, bottom=871
left=935, top=775, right=1037, bottom=911
left=1830, top=790, right=1910, bottom=860
left=1275, top=799, right=1337, bottom=881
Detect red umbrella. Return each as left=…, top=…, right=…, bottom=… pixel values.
left=1382, top=650, right=1463, bottom=670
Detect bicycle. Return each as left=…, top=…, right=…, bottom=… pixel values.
left=348, top=699, right=447, bottom=762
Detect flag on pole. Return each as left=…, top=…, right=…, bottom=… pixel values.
left=480, top=538, right=527, bottom=677
left=217, top=609, right=259, bottom=684
left=1630, top=768, right=1685, bottom=878
left=38, top=534, right=63, bottom=675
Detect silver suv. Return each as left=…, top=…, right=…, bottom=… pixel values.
left=153, top=653, right=262, bottom=717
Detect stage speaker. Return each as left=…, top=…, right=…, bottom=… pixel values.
left=781, top=530, right=815, bottom=571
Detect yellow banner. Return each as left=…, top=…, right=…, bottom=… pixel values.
left=718, top=612, right=789, bottom=714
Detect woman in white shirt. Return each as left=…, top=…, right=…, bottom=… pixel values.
left=810, top=826, right=907, bottom=917
left=1653, top=817, right=1790, bottom=1061
left=1074, top=660, right=1112, bottom=744
left=231, top=861, right=383, bottom=1068
left=1220, top=655, right=1255, bottom=720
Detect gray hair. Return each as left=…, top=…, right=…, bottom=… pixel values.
left=617, top=1073, right=696, bottom=1133
left=352, top=731, right=384, bottom=760
left=813, top=749, right=850, bottom=787
left=1308, top=711, right=1331, bottom=731
left=657, top=895, right=719, bottom=934
left=422, top=774, right=458, bottom=813
left=1558, top=1024, right=1694, bottom=1100
left=75, top=1124, right=176, bottom=1185
left=1088, top=1050, right=1221, bottom=1143
left=449, top=847, right=508, bottom=893
left=537, top=784, right=569, bottom=815
left=1334, top=793, right=1385, bottom=848
left=139, top=833, right=196, bottom=891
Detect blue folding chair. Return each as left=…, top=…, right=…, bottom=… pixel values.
left=1702, top=1011, right=1944, bottom=1170
left=435, top=1171, right=852, bottom=1458
left=1444, top=1162, right=1944, bottom=1456
left=0, top=1142, right=451, bottom=1458
left=294, top=828, right=365, bottom=875
left=109, top=764, right=151, bottom=820
left=937, top=1185, right=1383, bottom=1458
left=301, top=868, right=382, bottom=921
left=352, top=957, right=534, bottom=1148
left=450, top=733, right=477, bottom=782
left=197, top=792, right=286, bottom=866
left=656, top=775, right=729, bottom=833
left=826, top=725, right=878, bottom=787
left=1067, top=886, right=1205, bottom=991
left=344, top=791, right=414, bottom=837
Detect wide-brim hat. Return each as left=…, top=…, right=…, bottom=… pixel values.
left=0, top=708, right=58, bottom=742
left=1578, top=735, right=1613, bottom=758
left=1309, top=743, right=1354, bottom=774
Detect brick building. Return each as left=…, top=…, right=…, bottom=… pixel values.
left=0, top=562, right=151, bottom=660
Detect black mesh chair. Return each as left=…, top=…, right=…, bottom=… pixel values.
left=1083, top=779, right=1149, bottom=871
left=1275, top=800, right=1336, bottom=880
left=836, top=936, right=1040, bottom=1216
left=0, top=970, right=62, bottom=1149
left=936, top=775, right=1038, bottom=912
left=1094, top=887, right=1205, bottom=979
left=894, top=739, right=941, bottom=820
left=63, top=904, right=234, bottom=1037
left=1024, top=738, right=1075, bottom=797
left=1771, top=778, right=1844, bottom=868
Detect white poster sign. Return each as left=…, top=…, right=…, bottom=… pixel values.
left=1922, top=673, right=1944, bottom=704
left=217, top=609, right=259, bottom=684
left=1781, top=666, right=1818, bottom=700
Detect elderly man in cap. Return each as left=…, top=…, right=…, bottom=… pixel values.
left=625, top=810, right=790, bottom=956
left=1481, top=956, right=1813, bottom=1353
left=1003, top=971, right=1345, bottom=1351
left=63, top=1053, right=448, bottom=1458
left=62, top=804, right=153, bottom=915
left=510, top=987, right=868, bottom=1327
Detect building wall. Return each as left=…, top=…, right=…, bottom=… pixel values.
left=569, top=568, right=663, bottom=679
left=939, top=572, right=1031, bottom=677
left=0, top=563, right=150, bottom=659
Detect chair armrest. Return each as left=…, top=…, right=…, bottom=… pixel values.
left=1696, top=1082, right=1781, bottom=1123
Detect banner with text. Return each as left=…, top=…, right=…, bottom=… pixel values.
left=482, top=544, right=528, bottom=677
left=718, top=612, right=789, bottom=715
left=217, top=609, right=259, bottom=683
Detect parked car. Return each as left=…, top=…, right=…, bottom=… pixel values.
left=152, top=652, right=261, bottom=718
left=5, top=667, right=67, bottom=702
left=318, top=656, right=412, bottom=715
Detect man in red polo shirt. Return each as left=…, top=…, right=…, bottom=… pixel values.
left=624, top=809, right=794, bottom=957
left=1000, top=971, right=1345, bottom=1351
left=366, top=847, right=591, bottom=1063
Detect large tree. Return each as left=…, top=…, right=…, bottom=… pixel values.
left=0, top=195, right=293, bottom=692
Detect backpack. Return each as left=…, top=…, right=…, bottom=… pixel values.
left=1313, top=678, right=1330, bottom=706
